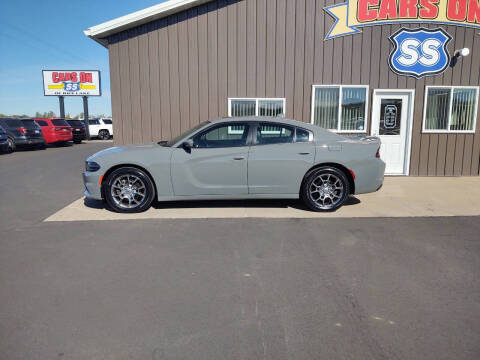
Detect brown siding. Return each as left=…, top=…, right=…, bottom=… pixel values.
left=107, top=0, right=480, bottom=176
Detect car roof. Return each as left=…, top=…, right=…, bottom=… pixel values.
left=209, top=116, right=342, bottom=139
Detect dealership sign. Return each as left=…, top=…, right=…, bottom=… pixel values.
left=42, top=70, right=101, bottom=96
left=325, top=0, right=480, bottom=39
left=389, top=28, right=452, bottom=78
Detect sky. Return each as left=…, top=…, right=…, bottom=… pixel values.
left=0, top=0, right=166, bottom=117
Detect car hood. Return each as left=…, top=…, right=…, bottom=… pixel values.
left=87, top=143, right=169, bottom=161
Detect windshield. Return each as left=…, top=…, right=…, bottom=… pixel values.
left=21, top=119, right=38, bottom=129
left=67, top=120, right=85, bottom=127
left=164, top=121, right=210, bottom=147
left=52, top=119, right=69, bottom=126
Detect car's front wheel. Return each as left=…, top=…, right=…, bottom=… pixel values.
left=104, top=167, right=155, bottom=213
left=301, top=167, right=350, bottom=211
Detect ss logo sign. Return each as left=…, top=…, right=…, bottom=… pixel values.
left=389, top=28, right=451, bottom=79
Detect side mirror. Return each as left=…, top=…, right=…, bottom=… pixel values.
left=182, top=139, right=194, bottom=152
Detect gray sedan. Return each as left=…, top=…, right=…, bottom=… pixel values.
left=83, top=117, right=385, bottom=213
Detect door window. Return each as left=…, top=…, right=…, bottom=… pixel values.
left=193, top=123, right=249, bottom=148
left=379, top=99, right=402, bottom=135
left=256, top=123, right=294, bottom=144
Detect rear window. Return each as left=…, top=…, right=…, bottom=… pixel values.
left=102, top=119, right=112, bottom=124
left=67, top=120, right=84, bottom=127
left=52, top=119, right=69, bottom=126
left=5, top=119, right=23, bottom=127
left=21, top=119, right=38, bottom=129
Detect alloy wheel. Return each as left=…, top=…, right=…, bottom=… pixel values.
left=110, top=174, right=147, bottom=209
left=309, top=173, right=344, bottom=210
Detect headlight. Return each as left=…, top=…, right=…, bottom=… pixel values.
left=85, top=161, right=101, bottom=172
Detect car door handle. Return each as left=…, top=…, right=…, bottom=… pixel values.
left=298, top=152, right=310, bottom=155
left=233, top=157, right=245, bottom=160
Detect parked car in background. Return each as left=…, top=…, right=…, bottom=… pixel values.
left=0, top=126, right=9, bottom=153
left=88, top=118, right=113, bottom=140
left=83, top=117, right=385, bottom=213
left=66, top=119, right=87, bottom=144
left=35, top=118, right=72, bottom=145
left=20, top=119, right=47, bottom=149
left=0, top=118, right=46, bottom=152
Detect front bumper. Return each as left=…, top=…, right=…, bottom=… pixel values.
left=83, top=171, right=103, bottom=200
left=0, top=139, right=8, bottom=152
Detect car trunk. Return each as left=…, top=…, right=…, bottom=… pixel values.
left=21, top=120, right=44, bottom=138
left=51, top=119, right=72, bottom=139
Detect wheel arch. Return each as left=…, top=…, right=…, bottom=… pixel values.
left=301, top=162, right=355, bottom=195
left=100, top=163, right=158, bottom=199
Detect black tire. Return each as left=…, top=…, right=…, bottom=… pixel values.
left=6, top=137, right=15, bottom=153
left=301, top=167, right=350, bottom=212
left=73, top=140, right=81, bottom=144
left=98, top=130, right=110, bottom=140
left=104, top=167, right=155, bottom=213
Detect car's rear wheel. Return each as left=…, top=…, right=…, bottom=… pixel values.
left=98, top=130, right=110, bottom=140
left=104, top=167, right=155, bottom=213
left=6, top=138, right=15, bottom=152
left=301, top=167, right=350, bottom=212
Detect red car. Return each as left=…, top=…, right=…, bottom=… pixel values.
left=35, top=118, right=73, bottom=145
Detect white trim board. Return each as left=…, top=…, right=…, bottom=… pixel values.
left=84, top=0, right=212, bottom=47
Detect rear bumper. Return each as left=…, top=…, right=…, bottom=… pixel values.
left=72, top=133, right=86, bottom=141
left=15, top=138, right=45, bottom=146
left=83, top=171, right=103, bottom=200
left=352, top=159, right=386, bottom=195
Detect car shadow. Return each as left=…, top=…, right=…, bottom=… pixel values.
left=83, top=196, right=361, bottom=211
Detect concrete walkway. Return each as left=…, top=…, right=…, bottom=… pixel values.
left=44, top=177, right=480, bottom=222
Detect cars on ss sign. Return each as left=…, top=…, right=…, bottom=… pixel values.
left=83, top=117, right=385, bottom=213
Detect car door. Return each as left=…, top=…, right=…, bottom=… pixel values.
left=170, top=122, right=251, bottom=196
left=88, top=119, right=100, bottom=136
left=248, top=123, right=315, bottom=194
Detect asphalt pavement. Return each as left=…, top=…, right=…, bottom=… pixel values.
left=1, top=141, right=479, bottom=360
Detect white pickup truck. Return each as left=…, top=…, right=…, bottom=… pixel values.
left=87, top=118, right=113, bottom=140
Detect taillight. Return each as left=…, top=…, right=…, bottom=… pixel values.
left=17, top=127, right=27, bottom=134
left=376, top=147, right=381, bottom=158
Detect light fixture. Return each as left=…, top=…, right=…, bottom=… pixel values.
left=450, top=48, right=470, bottom=67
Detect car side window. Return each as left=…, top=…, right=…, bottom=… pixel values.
left=193, top=123, right=250, bottom=148
left=37, top=121, right=48, bottom=127
left=296, top=128, right=313, bottom=142
left=256, top=123, right=293, bottom=145
left=89, top=120, right=100, bottom=125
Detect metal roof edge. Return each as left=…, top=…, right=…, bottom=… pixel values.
left=83, top=0, right=212, bottom=47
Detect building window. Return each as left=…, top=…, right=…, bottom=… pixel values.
left=228, top=98, right=286, bottom=117
left=423, top=86, right=478, bottom=133
left=311, top=85, right=368, bottom=133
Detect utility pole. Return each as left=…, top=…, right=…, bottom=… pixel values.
left=83, top=96, right=91, bottom=140
left=58, top=96, right=65, bottom=118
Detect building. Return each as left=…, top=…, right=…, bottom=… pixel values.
left=84, top=0, right=480, bottom=176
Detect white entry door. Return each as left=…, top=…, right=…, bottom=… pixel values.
left=371, top=90, right=414, bottom=175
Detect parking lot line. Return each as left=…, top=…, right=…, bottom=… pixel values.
left=43, top=177, right=480, bottom=222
